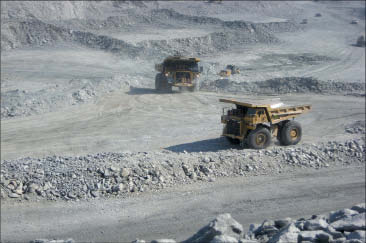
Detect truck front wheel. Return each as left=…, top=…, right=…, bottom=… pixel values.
left=155, top=73, right=162, bottom=91
left=279, top=120, right=302, bottom=146
left=155, top=73, right=172, bottom=92
left=247, top=127, right=272, bottom=149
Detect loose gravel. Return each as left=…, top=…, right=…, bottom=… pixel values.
left=200, top=77, right=366, bottom=96
left=182, top=203, right=366, bottom=243
left=1, top=139, right=364, bottom=202
left=345, top=121, right=366, bottom=135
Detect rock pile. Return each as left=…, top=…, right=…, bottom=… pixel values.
left=1, top=75, right=132, bottom=119
left=345, top=121, right=365, bottom=135
left=28, top=204, right=366, bottom=243
left=200, top=77, right=366, bottom=96
left=2, top=5, right=299, bottom=53
left=183, top=213, right=245, bottom=243
left=131, top=203, right=365, bottom=243
left=1, top=139, right=364, bottom=202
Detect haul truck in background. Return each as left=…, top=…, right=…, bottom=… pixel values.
left=155, top=56, right=203, bottom=92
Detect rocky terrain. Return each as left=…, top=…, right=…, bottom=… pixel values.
left=200, top=77, right=366, bottom=96
left=1, top=1, right=365, bottom=242
left=30, top=203, right=366, bottom=243
left=1, top=138, right=365, bottom=202
left=133, top=203, right=366, bottom=243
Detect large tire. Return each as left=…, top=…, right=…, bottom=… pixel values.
left=164, top=82, right=172, bottom=92
left=279, top=120, right=302, bottom=146
left=276, top=125, right=282, bottom=142
left=155, top=73, right=162, bottom=91
left=276, top=121, right=288, bottom=141
left=226, top=137, right=240, bottom=145
left=160, top=76, right=172, bottom=92
left=247, top=127, right=272, bottom=149
left=155, top=73, right=172, bottom=92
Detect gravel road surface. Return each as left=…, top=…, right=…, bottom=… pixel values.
left=1, top=166, right=364, bottom=242
left=1, top=1, right=365, bottom=243
left=1, top=93, right=364, bottom=161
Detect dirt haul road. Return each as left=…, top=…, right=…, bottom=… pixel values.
left=1, top=166, right=364, bottom=242
left=1, top=92, right=364, bottom=161
left=0, top=1, right=365, bottom=242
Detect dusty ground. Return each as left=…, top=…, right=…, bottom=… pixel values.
left=0, top=92, right=365, bottom=160
left=1, top=1, right=365, bottom=242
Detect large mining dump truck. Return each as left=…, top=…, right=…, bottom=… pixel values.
left=220, top=98, right=312, bottom=149
left=155, top=56, right=203, bottom=92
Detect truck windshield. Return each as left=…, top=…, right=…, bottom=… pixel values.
left=165, top=61, right=198, bottom=72
left=247, top=108, right=256, bottom=116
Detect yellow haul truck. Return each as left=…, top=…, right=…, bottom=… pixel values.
left=220, top=98, right=311, bottom=149
left=155, top=56, right=203, bottom=92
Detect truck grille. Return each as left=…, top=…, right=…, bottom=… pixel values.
left=227, top=120, right=240, bottom=136
left=176, top=72, right=191, bottom=83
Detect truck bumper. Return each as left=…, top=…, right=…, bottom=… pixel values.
left=172, top=82, right=194, bottom=87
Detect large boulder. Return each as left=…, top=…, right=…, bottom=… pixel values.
left=268, top=223, right=300, bottom=243
left=346, top=230, right=366, bottom=241
left=298, top=230, right=332, bottom=242
left=304, top=218, right=329, bottom=231
left=344, top=240, right=364, bottom=243
left=210, top=235, right=238, bottom=243
left=351, top=203, right=366, bottom=214
left=329, top=209, right=359, bottom=223
left=254, top=220, right=279, bottom=238
left=183, top=214, right=243, bottom=243
left=325, top=225, right=345, bottom=239
left=330, top=238, right=347, bottom=243
left=247, top=223, right=260, bottom=237
left=331, top=213, right=366, bottom=231
left=274, top=218, right=293, bottom=229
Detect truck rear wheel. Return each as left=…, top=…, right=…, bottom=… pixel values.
left=276, top=121, right=288, bottom=141
left=279, top=120, right=302, bottom=146
left=247, top=127, right=271, bottom=149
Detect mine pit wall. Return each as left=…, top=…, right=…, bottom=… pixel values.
left=1, top=7, right=299, bottom=58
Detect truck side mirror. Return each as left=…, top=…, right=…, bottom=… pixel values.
left=200, top=66, right=203, bottom=72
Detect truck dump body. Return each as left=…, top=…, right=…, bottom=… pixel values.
left=219, top=98, right=312, bottom=149
left=270, top=105, right=312, bottom=123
